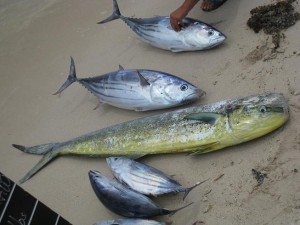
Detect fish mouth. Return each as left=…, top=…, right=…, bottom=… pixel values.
left=209, top=36, right=226, bottom=47
left=88, top=170, right=102, bottom=179
left=182, top=90, right=206, bottom=104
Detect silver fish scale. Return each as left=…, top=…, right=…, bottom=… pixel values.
left=78, top=69, right=201, bottom=110
left=122, top=16, right=188, bottom=51
left=99, top=0, right=226, bottom=51
left=80, top=77, right=146, bottom=103
left=88, top=170, right=192, bottom=218
left=53, top=56, right=203, bottom=111
left=126, top=170, right=183, bottom=195
left=117, top=14, right=226, bottom=52
left=107, top=157, right=188, bottom=196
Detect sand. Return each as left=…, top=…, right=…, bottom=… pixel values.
left=0, top=0, right=299, bottom=224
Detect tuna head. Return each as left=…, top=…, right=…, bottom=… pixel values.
left=149, top=76, right=205, bottom=107
left=180, top=21, right=226, bottom=50
left=106, top=157, right=128, bottom=169
left=89, top=170, right=112, bottom=194
left=226, top=93, right=289, bottom=141
left=106, top=157, right=130, bottom=178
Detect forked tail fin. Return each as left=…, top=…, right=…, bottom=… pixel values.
left=12, top=143, right=61, bottom=184
left=53, top=56, right=77, bottom=95
left=183, top=178, right=209, bottom=200
left=98, top=0, right=121, bottom=24
left=12, top=143, right=59, bottom=155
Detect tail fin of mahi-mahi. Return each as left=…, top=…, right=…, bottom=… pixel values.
left=53, top=56, right=77, bottom=95
left=12, top=143, right=61, bottom=184
left=98, top=0, right=121, bottom=24
left=182, top=178, right=209, bottom=201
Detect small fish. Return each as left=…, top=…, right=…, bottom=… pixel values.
left=106, top=157, right=207, bottom=200
left=94, top=219, right=165, bottom=225
left=98, top=0, right=226, bottom=52
left=88, top=170, right=192, bottom=218
left=13, top=93, right=289, bottom=183
left=53, top=57, right=204, bottom=111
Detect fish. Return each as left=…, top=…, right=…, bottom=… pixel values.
left=94, top=219, right=165, bottom=225
left=88, top=170, right=192, bottom=218
left=13, top=93, right=289, bottom=183
left=53, top=57, right=204, bottom=111
left=106, top=157, right=208, bottom=200
left=98, top=0, right=226, bottom=52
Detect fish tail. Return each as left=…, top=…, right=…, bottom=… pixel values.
left=168, top=202, right=193, bottom=216
left=98, top=0, right=121, bottom=24
left=53, top=56, right=77, bottom=95
left=12, top=143, right=61, bottom=184
left=182, top=178, right=209, bottom=200
left=12, top=143, right=59, bottom=155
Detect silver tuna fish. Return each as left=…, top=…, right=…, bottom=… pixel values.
left=106, top=157, right=207, bottom=200
left=99, top=0, right=226, bottom=52
left=53, top=57, right=204, bottom=111
left=88, top=170, right=192, bottom=218
left=94, top=219, right=165, bottom=225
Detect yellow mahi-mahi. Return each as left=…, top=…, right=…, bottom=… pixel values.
left=13, top=93, right=289, bottom=183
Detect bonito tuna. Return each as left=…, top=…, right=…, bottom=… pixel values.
left=99, top=0, right=226, bottom=52
left=13, top=93, right=289, bottom=183
left=106, top=157, right=207, bottom=200
left=89, top=170, right=192, bottom=218
left=54, top=57, right=204, bottom=111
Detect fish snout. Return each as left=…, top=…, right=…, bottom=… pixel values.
left=89, top=170, right=102, bottom=179
left=106, top=157, right=120, bottom=166
left=182, top=89, right=206, bottom=104
left=219, top=32, right=227, bottom=39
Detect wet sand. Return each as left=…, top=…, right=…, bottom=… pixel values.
left=0, top=0, right=300, bottom=224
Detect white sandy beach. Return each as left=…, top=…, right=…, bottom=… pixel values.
left=0, top=0, right=299, bottom=224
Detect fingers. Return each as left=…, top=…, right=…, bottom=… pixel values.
left=170, top=18, right=181, bottom=32
left=170, top=9, right=186, bottom=32
left=170, top=15, right=183, bottom=32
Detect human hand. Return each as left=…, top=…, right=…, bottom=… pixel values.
left=170, top=7, right=188, bottom=32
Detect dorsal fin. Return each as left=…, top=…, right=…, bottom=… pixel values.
left=119, top=64, right=124, bottom=70
left=137, top=70, right=150, bottom=86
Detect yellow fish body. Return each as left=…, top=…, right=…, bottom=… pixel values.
left=13, top=93, right=289, bottom=183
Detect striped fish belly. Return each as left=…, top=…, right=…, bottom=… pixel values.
left=79, top=71, right=151, bottom=110
left=124, top=17, right=184, bottom=51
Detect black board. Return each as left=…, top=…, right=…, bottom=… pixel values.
left=0, top=172, right=72, bottom=225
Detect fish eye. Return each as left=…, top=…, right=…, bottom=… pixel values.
left=180, top=84, right=188, bottom=91
left=110, top=157, right=118, bottom=161
left=194, top=22, right=199, bottom=25
left=259, top=106, right=267, bottom=113
left=208, top=30, right=214, bottom=36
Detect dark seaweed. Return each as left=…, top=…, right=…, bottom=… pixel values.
left=252, top=169, right=267, bottom=186
left=247, top=0, right=300, bottom=48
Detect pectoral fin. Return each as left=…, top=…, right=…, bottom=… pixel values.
left=137, top=70, right=150, bottom=87
left=189, top=141, right=219, bottom=155
left=184, top=112, right=221, bottom=125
